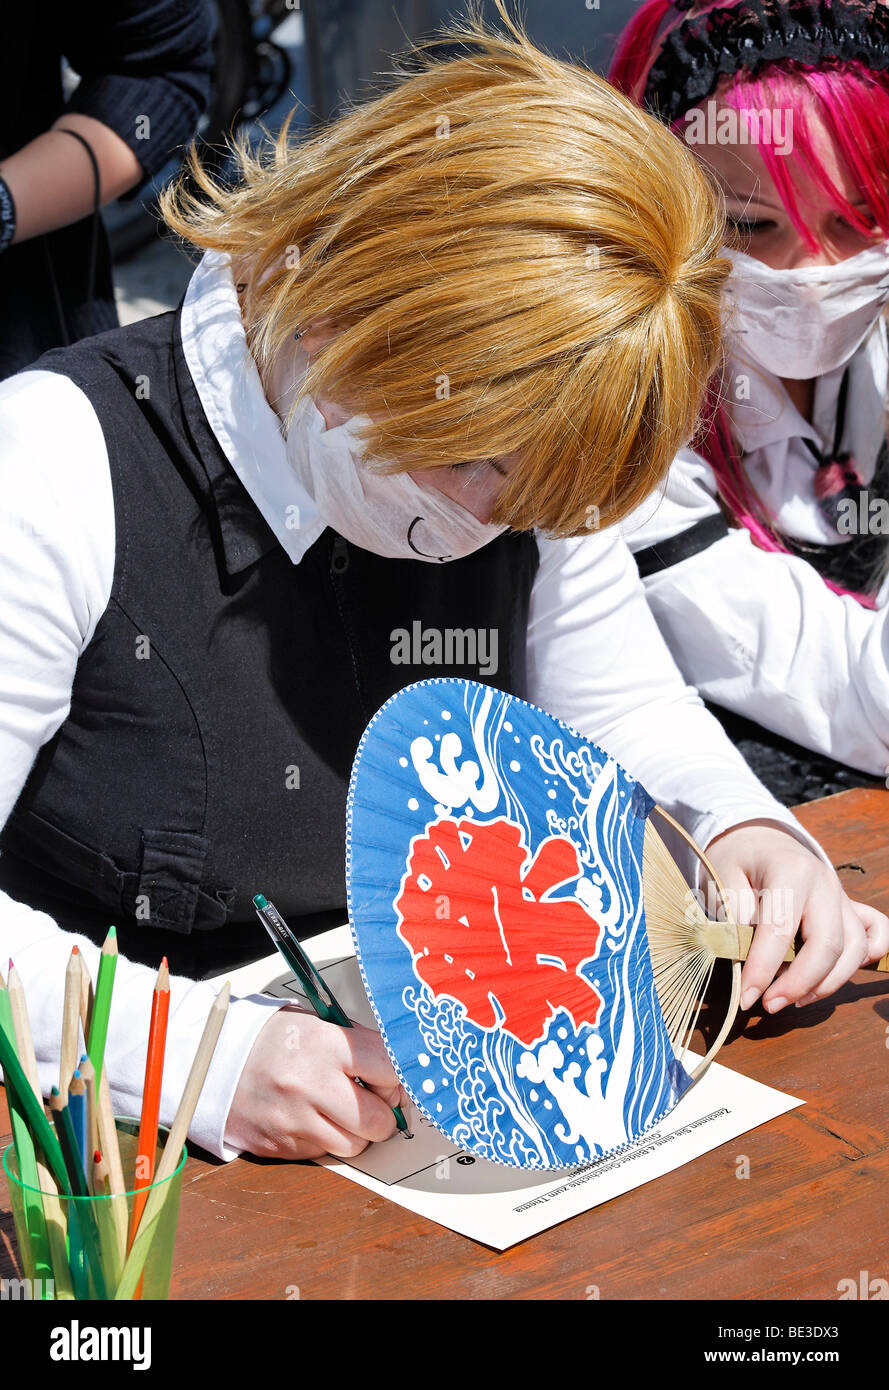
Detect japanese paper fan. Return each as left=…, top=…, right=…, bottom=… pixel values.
left=346, top=678, right=749, bottom=1171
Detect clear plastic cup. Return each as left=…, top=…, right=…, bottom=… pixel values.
left=3, top=1116, right=186, bottom=1300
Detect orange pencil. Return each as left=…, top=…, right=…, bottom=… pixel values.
left=128, top=958, right=170, bottom=1253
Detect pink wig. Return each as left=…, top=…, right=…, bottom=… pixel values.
left=611, top=0, right=889, bottom=604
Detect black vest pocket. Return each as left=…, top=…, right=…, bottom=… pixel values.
left=135, top=828, right=235, bottom=933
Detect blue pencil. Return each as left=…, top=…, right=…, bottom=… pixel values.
left=50, top=1087, right=107, bottom=1299
left=67, top=1070, right=89, bottom=1179
left=64, top=1069, right=90, bottom=1298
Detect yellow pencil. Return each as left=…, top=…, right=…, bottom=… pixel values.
left=78, top=946, right=92, bottom=1037
left=59, top=946, right=82, bottom=1095
left=92, top=1149, right=110, bottom=1195
left=88, top=1146, right=121, bottom=1288
left=6, top=960, right=74, bottom=1300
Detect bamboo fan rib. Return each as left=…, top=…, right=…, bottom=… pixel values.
left=643, top=808, right=742, bottom=1081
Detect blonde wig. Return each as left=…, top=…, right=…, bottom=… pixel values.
left=160, top=3, right=730, bottom=536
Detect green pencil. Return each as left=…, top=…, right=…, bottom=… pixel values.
left=0, top=1002, right=70, bottom=1197
left=253, top=894, right=411, bottom=1138
left=0, top=970, right=53, bottom=1292
left=6, top=961, right=74, bottom=1299
left=87, top=926, right=118, bottom=1084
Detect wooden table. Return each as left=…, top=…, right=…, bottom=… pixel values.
left=2, top=787, right=888, bottom=1302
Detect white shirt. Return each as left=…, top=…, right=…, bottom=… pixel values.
left=623, top=326, right=889, bottom=778
left=0, top=250, right=823, bottom=1159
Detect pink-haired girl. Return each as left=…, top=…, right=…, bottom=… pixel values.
left=612, top=0, right=889, bottom=798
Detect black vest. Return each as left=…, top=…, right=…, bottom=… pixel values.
left=0, top=307, right=539, bottom=977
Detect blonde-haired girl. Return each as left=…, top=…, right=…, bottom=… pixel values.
left=0, top=8, right=881, bottom=1163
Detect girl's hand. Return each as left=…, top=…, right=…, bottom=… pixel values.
left=224, top=1008, right=408, bottom=1160
left=704, top=821, right=889, bottom=1013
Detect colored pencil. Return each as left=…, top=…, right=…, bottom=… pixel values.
left=59, top=946, right=82, bottom=1096
left=78, top=1055, right=99, bottom=1167
left=129, top=959, right=170, bottom=1248
left=48, top=1092, right=88, bottom=1193
left=6, top=961, right=73, bottom=1299
left=128, top=959, right=170, bottom=1300
left=87, top=926, right=117, bottom=1085
left=0, top=968, right=53, bottom=1291
left=114, top=984, right=231, bottom=1300
left=67, top=1071, right=88, bottom=1181
left=0, top=1005, right=70, bottom=1197
left=92, top=1149, right=109, bottom=1194
left=57, top=1072, right=88, bottom=1297
left=93, top=1053, right=128, bottom=1267
left=49, top=1089, right=107, bottom=1300
left=69, top=956, right=96, bottom=1296
left=78, top=948, right=92, bottom=1036
left=6, top=964, right=42, bottom=1102
left=78, top=949, right=127, bottom=1262
left=89, top=1147, right=122, bottom=1288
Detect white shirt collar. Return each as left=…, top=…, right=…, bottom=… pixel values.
left=179, top=248, right=325, bottom=565
left=721, top=322, right=888, bottom=546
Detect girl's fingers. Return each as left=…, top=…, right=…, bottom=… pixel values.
left=761, top=885, right=857, bottom=1010
left=703, top=829, right=815, bottom=1008
left=848, top=899, right=889, bottom=965
left=338, top=1023, right=401, bottom=1089
left=313, top=1069, right=402, bottom=1144
left=738, top=875, right=799, bottom=1009
left=704, top=826, right=887, bottom=1014
left=378, top=1083, right=411, bottom=1110
left=794, top=900, right=888, bottom=1006
left=303, top=1110, right=376, bottom=1160
left=795, top=907, right=867, bottom=1004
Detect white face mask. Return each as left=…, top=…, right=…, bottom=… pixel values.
left=283, top=386, right=507, bottom=563
left=723, top=242, right=889, bottom=379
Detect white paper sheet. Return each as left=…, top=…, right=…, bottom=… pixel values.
left=221, top=926, right=802, bottom=1249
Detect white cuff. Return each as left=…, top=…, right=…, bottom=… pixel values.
left=183, top=992, right=288, bottom=1161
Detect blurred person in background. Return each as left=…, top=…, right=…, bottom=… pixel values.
left=0, top=0, right=215, bottom=378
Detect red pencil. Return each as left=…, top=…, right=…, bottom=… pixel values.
left=128, top=958, right=170, bottom=1252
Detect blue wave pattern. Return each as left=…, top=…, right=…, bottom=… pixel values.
left=347, top=679, right=692, bottom=1169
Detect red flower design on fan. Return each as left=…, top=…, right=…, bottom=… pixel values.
left=394, top=816, right=603, bottom=1046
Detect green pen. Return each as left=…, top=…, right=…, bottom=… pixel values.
left=253, top=894, right=411, bottom=1138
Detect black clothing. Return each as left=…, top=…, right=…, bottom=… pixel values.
left=0, top=306, right=540, bottom=977
left=0, top=0, right=214, bottom=377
